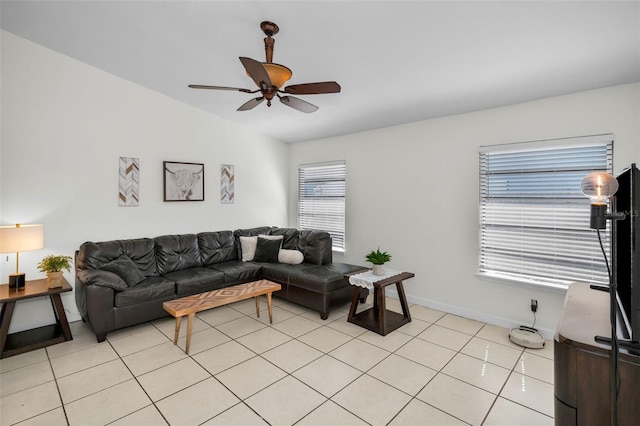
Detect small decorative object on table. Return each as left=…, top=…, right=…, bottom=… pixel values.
left=37, top=254, right=72, bottom=288
left=365, top=247, right=391, bottom=276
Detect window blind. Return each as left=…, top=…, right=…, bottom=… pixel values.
left=298, top=161, right=346, bottom=250
left=478, top=135, right=614, bottom=288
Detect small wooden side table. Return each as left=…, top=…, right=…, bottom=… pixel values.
left=0, top=278, right=73, bottom=358
left=347, top=271, right=414, bottom=335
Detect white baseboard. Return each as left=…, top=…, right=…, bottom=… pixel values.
left=385, top=289, right=555, bottom=340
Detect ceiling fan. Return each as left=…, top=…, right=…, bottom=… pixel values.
left=188, top=21, right=341, bottom=113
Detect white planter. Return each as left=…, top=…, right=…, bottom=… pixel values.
left=372, top=265, right=384, bottom=276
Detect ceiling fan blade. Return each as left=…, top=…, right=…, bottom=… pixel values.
left=237, top=97, right=265, bottom=111
left=283, top=81, right=341, bottom=95
left=239, top=57, right=271, bottom=89
left=188, top=84, right=253, bottom=93
left=279, top=96, right=318, bottom=113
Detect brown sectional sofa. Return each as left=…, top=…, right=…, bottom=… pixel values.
left=75, top=226, right=367, bottom=342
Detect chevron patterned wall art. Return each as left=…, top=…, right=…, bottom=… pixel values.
left=119, top=157, right=139, bottom=206
left=221, top=164, right=234, bottom=204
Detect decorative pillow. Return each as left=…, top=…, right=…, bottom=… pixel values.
left=258, top=234, right=284, bottom=241
left=239, top=236, right=258, bottom=261
left=100, top=255, right=145, bottom=286
left=278, top=249, right=304, bottom=265
left=240, top=235, right=283, bottom=261
left=253, top=237, right=283, bottom=263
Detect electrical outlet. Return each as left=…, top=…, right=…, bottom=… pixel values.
left=531, top=299, right=538, bottom=312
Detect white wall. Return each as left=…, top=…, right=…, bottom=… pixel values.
left=0, top=31, right=289, bottom=332
left=289, top=83, right=640, bottom=338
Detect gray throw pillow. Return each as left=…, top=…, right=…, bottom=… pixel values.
left=253, top=237, right=282, bottom=263
left=101, top=255, right=145, bottom=286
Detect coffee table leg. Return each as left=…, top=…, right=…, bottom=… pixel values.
left=255, top=296, right=260, bottom=318
left=173, top=316, right=181, bottom=345
left=186, top=313, right=195, bottom=355
left=267, top=292, right=273, bottom=324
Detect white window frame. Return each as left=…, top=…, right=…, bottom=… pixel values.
left=298, top=161, right=346, bottom=251
left=478, top=134, right=614, bottom=289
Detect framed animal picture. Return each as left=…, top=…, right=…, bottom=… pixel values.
left=163, top=161, right=204, bottom=201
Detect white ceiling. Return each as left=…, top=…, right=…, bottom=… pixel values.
left=1, top=1, right=639, bottom=143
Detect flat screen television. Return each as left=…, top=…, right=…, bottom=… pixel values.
left=615, top=163, right=640, bottom=343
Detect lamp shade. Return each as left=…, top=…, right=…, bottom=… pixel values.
left=0, top=224, right=45, bottom=253
left=262, top=63, right=292, bottom=88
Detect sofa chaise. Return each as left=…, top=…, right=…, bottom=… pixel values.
left=75, top=226, right=368, bottom=342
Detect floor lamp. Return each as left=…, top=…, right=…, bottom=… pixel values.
left=581, top=171, right=625, bottom=426
left=0, top=224, right=45, bottom=289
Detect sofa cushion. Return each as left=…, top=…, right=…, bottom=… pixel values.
left=298, top=230, right=332, bottom=265
left=77, top=238, right=158, bottom=277
left=253, top=237, right=282, bottom=263
left=269, top=227, right=300, bottom=250
left=286, top=263, right=366, bottom=293
left=164, top=267, right=226, bottom=296
left=100, top=255, right=146, bottom=286
left=208, top=261, right=263, bottom=283
left=155, top=234, right=202, bottom=275
left=114, top=276, right=176, bottom=308
left=198, top=231, right=237, bottom=265
left=77, top=269, right=129, bottom=291
left=118, top=238, right=159, bottom=277
left=260, top=263, right=316, bottom=284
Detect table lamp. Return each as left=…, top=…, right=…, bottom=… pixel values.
left=0, top=224, right=45, bottom=289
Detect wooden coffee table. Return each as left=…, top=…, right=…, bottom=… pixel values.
left=163, top=279, right=281, bottom=354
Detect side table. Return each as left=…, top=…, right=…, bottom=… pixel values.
left=347, top=271, right=414, bottom=335
left=0, top=278, right=73, bottom=358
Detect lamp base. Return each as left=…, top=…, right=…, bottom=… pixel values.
left=9, top=273, right=26, bottom=290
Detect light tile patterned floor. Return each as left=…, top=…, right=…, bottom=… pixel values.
left=0, top=297, right=554, bottom=425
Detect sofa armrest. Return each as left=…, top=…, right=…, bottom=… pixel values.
left=75, top=269, right=118, bottom=342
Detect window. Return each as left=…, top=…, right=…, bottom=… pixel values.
left=298, top=161, right=346, bottom=251
left=478, top=135, right=613, bottom=288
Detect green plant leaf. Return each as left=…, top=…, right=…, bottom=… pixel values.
left=365, top=247, right=391, bottom=265
left=37, top=254, right=73, bottom=273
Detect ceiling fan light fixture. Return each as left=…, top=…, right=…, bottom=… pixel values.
left=261, top=63, right=292, bottom=88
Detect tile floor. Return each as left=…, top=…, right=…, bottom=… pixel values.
left=0, top=296, right=554, bottom=425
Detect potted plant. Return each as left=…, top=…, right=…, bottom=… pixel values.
left=37, top=254, right=72, bottom=288
left=365, top=248, right=391, bottom=276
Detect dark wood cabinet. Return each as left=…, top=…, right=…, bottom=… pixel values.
left=554, top=282, right=640, bottom=426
